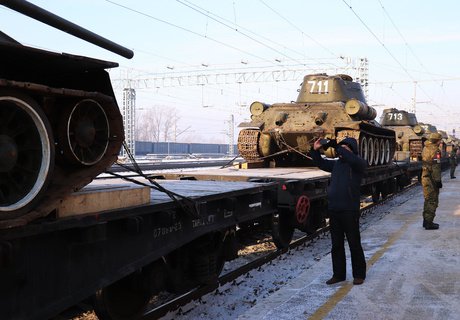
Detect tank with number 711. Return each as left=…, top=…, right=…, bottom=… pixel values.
left=237, top=73, right=396, bottom=167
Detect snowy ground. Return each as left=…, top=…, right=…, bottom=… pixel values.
left=159, top=187, right=416, bottom=320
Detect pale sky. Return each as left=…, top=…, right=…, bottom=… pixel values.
left=2, top=0, right=460, bottom=143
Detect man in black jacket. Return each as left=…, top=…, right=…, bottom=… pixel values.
left=310, top=137, right=367, bottom=285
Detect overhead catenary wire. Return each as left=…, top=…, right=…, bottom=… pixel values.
left=104, top=0, right=276, bottom=65
left=376, top=0, right=435, bottom=81
left=176, top=0, right=342, bottom=69
left=258, top=0, right=339, bottom=59
left=341, top=0, right=449, bottom=116
left=176, top=0, right=300, bottom=66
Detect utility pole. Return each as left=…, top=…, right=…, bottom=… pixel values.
left=411, top=81, right=430, bottom=114
left=355, top=57, right=369, bottom=101
left=122, top=87, right=136, bottom=156
left=226, top=114, right=235, bottom=155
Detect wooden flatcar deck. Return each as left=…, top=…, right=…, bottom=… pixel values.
left=88, top=177, right=275, bottom=204
left=161, top=166, right=331, bottom=182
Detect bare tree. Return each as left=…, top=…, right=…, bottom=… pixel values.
left=136, top=105, right=181, bottom=142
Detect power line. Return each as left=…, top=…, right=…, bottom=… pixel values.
left=342, top=0, right=414, bottom=81
left=376, top=0, right=433, bottom=78
left=259, top=0, right=339, bottom=59
left=104, top=0, right=274, bottom=64
left=370, top=76, right=460, bottom=85
left=341, top=0, right=448, bottom=115
left=176, top=0, right=306, bottom=66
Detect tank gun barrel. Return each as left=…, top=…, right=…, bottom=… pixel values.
left=0, top=0, right=134, bottom=59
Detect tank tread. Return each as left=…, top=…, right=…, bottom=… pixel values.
left=237, top=129, right=263, bottom=162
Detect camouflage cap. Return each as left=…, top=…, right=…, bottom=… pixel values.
left=429, top=132, right=442, bottom=142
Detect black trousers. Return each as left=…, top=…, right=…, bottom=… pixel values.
left=329, top=210, right=366, bottom=280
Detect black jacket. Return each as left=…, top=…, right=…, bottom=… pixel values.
left=310, top=137, right=367, bottom=212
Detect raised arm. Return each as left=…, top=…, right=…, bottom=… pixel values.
left=310, top=139, right=335, bottom=172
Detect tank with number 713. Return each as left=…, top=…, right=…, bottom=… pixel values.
left=237, top=73, right=396, bottom=167
left=379, top=108, right=426, bottom=162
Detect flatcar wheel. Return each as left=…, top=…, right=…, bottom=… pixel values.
left=371, top=183, right=380, bottom=203
left=0, top=91, right=54, bottom=215
left=60, top=99, right=109, bottom=166
left=295, top=195, right=310, bottom=225
left=271, top=209, right=294, bottom=249
left=93, top=271, right=152, bottom=320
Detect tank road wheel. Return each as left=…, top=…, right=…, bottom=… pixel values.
left=367, top=137, right=374, bottom=166
left=359, top=136, right=368, bottom=163
left=379, top=139, right=386, bottom=164
left=0, top=91, right=54, bottom=217
left=271, top=208, right=294, bottom=249
left=59, top=99, right=110, bottom=166
left=373, top=138, right=380, bottom=165
left=384, top=139, right=391, bottom=164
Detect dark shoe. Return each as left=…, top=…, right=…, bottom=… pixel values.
left=326, top=277, right=345, bottom=285
left=451, top=176, right=456, bottom=179
left=424, top=221, right=439, bottom=230
left=353, top=278, right=365, bottom=285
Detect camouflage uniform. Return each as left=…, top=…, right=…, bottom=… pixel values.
left=449, top=147, right=457, bottom=178
left=421, top=134, right=442, bottom=228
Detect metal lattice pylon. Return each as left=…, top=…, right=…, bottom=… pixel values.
left=122, top=88, right=136, bottom=156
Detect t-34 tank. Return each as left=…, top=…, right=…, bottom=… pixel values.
left=0, top=0, right=133, bottom=228
left=418, top=122, right=445, bottom=154
left=238, top=73, right=396, bottom=167
left=379, top=108, right=425, bottom=161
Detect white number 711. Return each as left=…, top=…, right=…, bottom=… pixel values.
left=308, top=80, right=329, bottom=94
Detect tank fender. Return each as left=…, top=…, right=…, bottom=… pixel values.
left=238, top=121, right=263, bottom=129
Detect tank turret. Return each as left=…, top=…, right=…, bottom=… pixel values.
left=0, top=0, right=132, bottom=227
left=237, top=74, right=396, bottom=167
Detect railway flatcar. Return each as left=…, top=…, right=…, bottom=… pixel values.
left=0, top=3, right=279, bottom=320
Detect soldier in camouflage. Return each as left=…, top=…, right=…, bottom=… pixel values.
left=449, top=145, right=457, bottom=179
left=421, top=133, right=443, bottom=230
